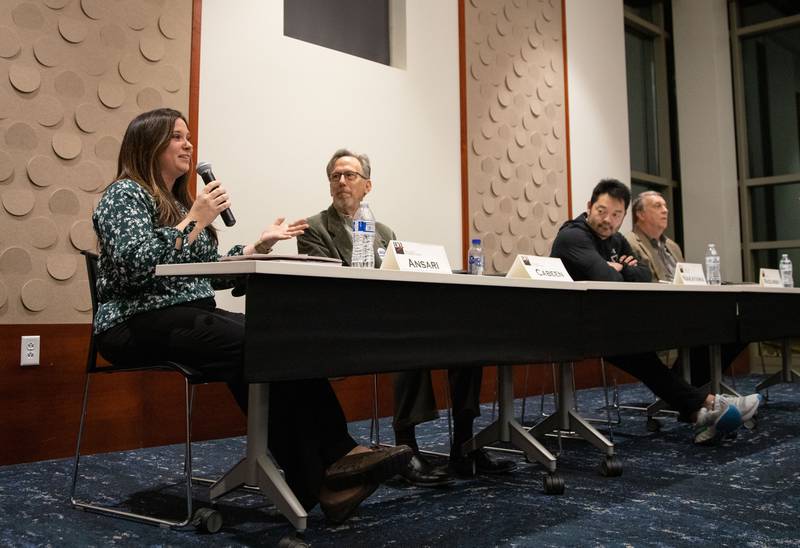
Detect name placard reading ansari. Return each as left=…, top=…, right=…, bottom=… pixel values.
left=380, top=240, right=452, bottom=274
left=506, top=255, right=573, bottom=282
left=673, top=263, right=707, bottom=285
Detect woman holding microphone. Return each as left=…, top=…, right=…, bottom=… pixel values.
left=92, top=108, right=410, bottom=523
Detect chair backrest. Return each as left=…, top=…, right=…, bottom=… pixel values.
left=81, top=250, right=100, bottom=373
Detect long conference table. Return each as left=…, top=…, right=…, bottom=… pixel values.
left=156, top=259, right=800, bottom=531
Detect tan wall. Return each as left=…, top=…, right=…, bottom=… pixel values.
left=0, top=0, right=192, bottom=325
left=464, top=0, right=569, bottom=273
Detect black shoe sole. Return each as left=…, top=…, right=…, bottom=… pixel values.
left=325, top=446, right=413, bottom=491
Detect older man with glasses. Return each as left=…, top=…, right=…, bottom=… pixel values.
left=298, top=148, right=515, bottom=488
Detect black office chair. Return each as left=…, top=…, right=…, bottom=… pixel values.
left=70, top=250, right=223, bottom=533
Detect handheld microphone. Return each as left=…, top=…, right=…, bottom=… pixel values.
left=196, top=161, right=236, bottom=227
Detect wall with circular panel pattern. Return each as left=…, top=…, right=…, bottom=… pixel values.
left=465, top=0, right=568, bottom=274
left=0, top=0, right=192, bottom=323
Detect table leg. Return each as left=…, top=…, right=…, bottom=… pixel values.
left=209, top=383, right=307, bottom=532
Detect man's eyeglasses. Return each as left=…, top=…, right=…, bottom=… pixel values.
left=329, top=171, right=366, bottom=183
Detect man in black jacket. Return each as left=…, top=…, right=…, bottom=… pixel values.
left=551, top=179, right=761, bottom=444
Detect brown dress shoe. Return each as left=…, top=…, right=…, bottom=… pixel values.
left=319, top=482, right=379, bottom=524
left=324, top=445, right=412, bottom=490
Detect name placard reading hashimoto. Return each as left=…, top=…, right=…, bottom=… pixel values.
left=759, top=268, right=783, bottom=287
left=506, top=255, right=573, bottom=282
left=673, top=263, right=707, bottom=285
left=380, top=240, right=452, bottom=274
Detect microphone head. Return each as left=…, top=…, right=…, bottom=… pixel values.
left=196, top=161, right=212, bottom=175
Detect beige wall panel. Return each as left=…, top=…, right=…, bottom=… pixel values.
left=465, top=0, right=568, bottom=273
left=0, top=0, right=193, bottom=324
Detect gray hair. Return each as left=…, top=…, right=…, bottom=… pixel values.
left=326, top=148, right=371, bottom=179
left=631, top=190, right=665, bottom=220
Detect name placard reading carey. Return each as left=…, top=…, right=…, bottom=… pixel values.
left=759, top=268, right=783, bottom=287
left=380, top=240, right=452, bottom=274
left=506, top=255, right=573, bottom=282
left=673, top=263, right=707, bottom=285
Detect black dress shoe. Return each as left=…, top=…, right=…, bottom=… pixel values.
left=399, top=454, right=455, bottom=488
left=450, top=448, right=517, bottom=478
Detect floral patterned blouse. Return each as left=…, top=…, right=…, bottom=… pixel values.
left=92, top=178, right=244, bottom=333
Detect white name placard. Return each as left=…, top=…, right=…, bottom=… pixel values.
left=673, top=262, right=707, bottom=285
left=380, top=240, right=452, bottom=274
left=759, top=268, right=783, bottom=287
left=506, top=255, right=573, bottom=282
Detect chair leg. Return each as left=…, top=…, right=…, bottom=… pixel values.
left=369, top=374, right=381, bottom=447
left=70, top=375, right=200, bottom=529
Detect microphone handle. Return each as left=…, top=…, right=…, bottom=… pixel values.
left=199, top=168, right=236, bottom=227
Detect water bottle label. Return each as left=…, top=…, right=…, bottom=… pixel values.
left=353, top=220, right=375, bottom=233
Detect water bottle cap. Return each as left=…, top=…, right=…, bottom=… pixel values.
left=471, top=239, right=481, bottom=245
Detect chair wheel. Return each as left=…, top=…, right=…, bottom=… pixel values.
left=277, top=533, right=310, bottom=548
left=543, top=472, right=565, bottom=495
left=600, top=456, right=623, bottom=477
left=192, top=507, right=223, bottom=533
left=646, top=417, right=661, bottom=432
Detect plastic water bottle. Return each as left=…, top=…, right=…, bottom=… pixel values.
left=468, top=238, right=484, bottom=275
left=705, top=243, right=721, bottom=285
left=780, top=253, right=794, bottom=288
left=351, top=202, right=375, bottom=268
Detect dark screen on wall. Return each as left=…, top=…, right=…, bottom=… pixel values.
left=284, top=0, right=390, bottom=65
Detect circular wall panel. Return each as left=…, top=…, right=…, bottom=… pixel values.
left=54, top=70, right=85, bottom=98
left=2, top=189, right=35, bottom=216
left=58, top=17, right=89, bottom=43
left=95, top=135, right=120, bottom=160
left=98, top=81, right=125, bottom=108
left=29, top=216, right=59, bottom=248
left=140, top=34, right=165, bottom=62
left=33, top=36, right=65, bottom=67
left=12, top=3, right=44, bottom=29
left=70, top=220, right=96, bottom=250
left=52, top=132, right=82, bottom=159
left=47, top=254, right=78, bottom=280
left=0, top=27, right=22, bottom=58
left=49, top=187, right=80, bottom=215
left=136, top=87, right=162, bottom=110
left=70, top=161, right=104, bottom=192
left=0, top=246, right=33, bottom=274
left=75, top=103, right=103, bottom=133
left=21, top=279, right=51, bottom=312
left=0, top=150, right=13, bottom=181
left=27, top=155, right=60, bottom=187
left=35, top=95, right=64, bottom=127
left=9, top=63, right=41, bottom=93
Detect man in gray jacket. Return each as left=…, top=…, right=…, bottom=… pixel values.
left=298, top=148, right=514, bottom=486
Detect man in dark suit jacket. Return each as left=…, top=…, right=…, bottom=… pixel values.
left=298, top=148, right=514, bottom=486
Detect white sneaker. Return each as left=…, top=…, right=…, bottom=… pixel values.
left=717, top=393, right=763, bottom=422
left=693, top=397, right=742, bottom=445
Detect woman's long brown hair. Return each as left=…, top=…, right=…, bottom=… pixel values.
left=116, top=108, right=217, bottom=242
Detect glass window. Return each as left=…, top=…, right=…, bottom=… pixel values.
left=753, top=247, right=800, bottom=286
left=739, top=0, right=800, bottom=27
left=284, top=0, right=390, bottom=66
left=626, top=29, right=660, bottom=175
left=624, top=0, right=655, bottom=23
left=741, top=26, right=800, bottom=178
left=750, top=182, right=800, bottom=241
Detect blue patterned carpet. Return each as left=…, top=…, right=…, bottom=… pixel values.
left=1, top=375, right=799, bottom=547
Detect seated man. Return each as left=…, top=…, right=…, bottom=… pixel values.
left=550, top=179, right=761, bottom=444
left=625, top=191, right=748, bottom=387
left=298, top=148, right=514, bottom=483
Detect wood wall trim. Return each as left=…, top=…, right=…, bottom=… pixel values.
left=188, top=0, right=203, bottom=196
left=561, top=0, right=573, bottom=218
left=458, top=0, right=469, bottom=270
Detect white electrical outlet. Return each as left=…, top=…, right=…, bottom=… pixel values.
left=21, top=335, right=40, bottom=366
